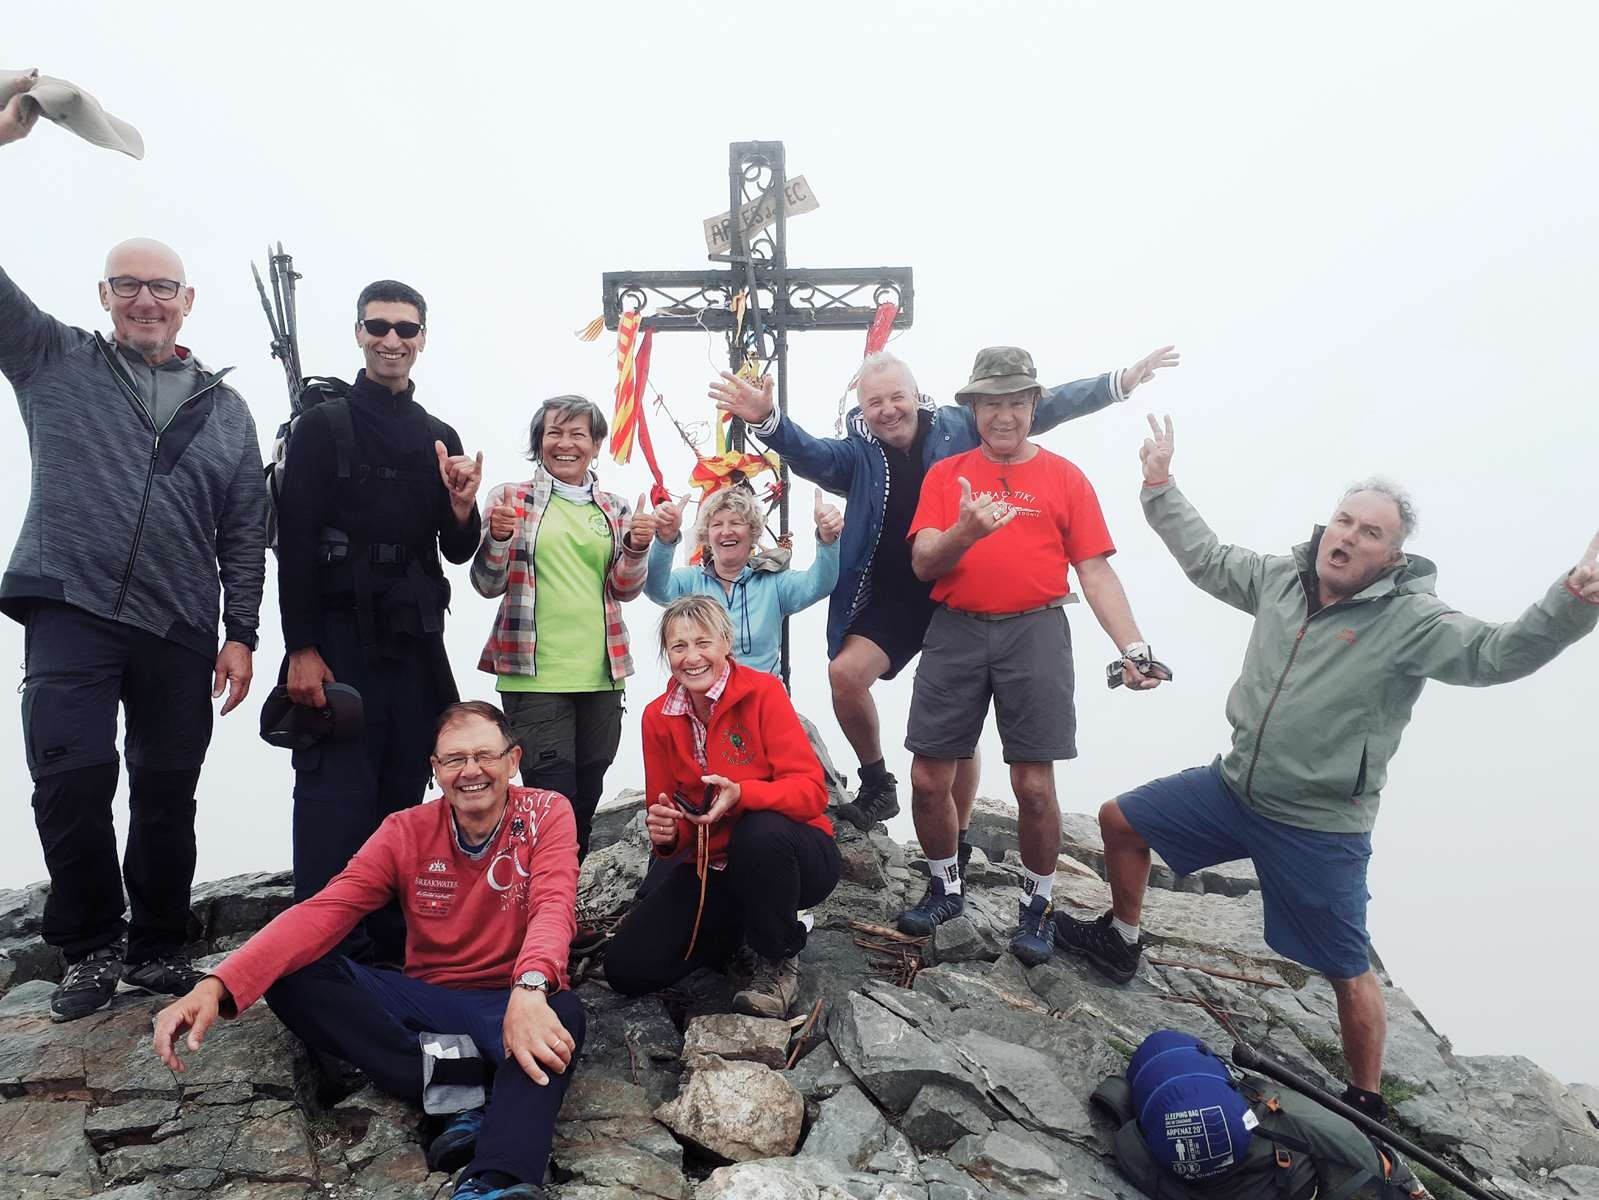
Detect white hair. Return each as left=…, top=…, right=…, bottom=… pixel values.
left=856, top=350, right=918, bottom=396
left=1341, top=477, right=1418, bottom=544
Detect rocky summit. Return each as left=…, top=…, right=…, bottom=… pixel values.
left=2, top=774, right=1597, bottom=1200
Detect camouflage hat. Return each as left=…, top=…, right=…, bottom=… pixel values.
left=954, top=346, right=1043, bottom=402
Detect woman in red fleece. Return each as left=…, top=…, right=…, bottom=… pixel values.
left=603, top=595, right=841, bottom=1017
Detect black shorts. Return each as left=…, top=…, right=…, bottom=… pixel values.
left=843, top=594, right=938, bottom=680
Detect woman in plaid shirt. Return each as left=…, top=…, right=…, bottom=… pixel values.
left=471, top=396, right=654, bottom=956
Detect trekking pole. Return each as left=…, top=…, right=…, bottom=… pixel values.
left=1231, top=1042, right=1511, bottom=1200
left=250, top=257, right=300, bottom=411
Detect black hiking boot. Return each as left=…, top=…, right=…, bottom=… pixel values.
left=957, top=839, right=973, bottom=884
left=896, top=877, right=964, bottom=937
left=122, top=954, right=205, bottom=997
left=426, top=1105, right=485, bottom=1173
left=50, top=944, right=123, bottom=1022
left=1340, top=1083, right=1390, bottom=1124
left=839, top=773, right=900, bottom=831
left=1053, top=909, right=1142, bottom=984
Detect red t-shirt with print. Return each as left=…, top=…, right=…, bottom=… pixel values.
left=908, top=446, right=1115, bottom=613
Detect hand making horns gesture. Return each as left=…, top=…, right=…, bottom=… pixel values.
left=1567, top=530, right=1599, bottom=604
left=955, top=476, right=1017, bottom=541
left=709, top=371, right=776, bottom=424
left=1140, top=413, right=1175, bottom=485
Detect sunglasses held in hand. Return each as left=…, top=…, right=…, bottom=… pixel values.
left=674, top=783, right=718, bottom=818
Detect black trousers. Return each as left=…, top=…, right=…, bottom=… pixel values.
left=502, top=689, right=623, bottom=860
left=289, top=612, right=454, bottom=961
left=603, top=810, right=842, bottom=996
left=265, top=954, right=585, bottom=1186
left=21, top=601, right=214, bottom=963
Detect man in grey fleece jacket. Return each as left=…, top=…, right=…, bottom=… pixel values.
left=0, top=104, right=268, bottom=1021
left=1055, top=414, right=1599, bottom=1121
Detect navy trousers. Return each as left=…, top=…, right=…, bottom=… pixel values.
left=265, top=954, right=585, bottom=1186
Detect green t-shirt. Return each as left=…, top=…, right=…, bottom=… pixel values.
left=497, top=496, right=621, bottom=693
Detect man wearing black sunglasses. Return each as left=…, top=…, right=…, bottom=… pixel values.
left=0, top=106, right=270, bottom=1022
left=274, top=278, right=484, bottom=967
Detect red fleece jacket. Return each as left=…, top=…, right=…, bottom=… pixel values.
left=211, top=786, right=578, bottom=1013
left=644, top=661, right=831, bottom=863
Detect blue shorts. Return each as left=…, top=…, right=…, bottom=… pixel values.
left=1116, top=758, right=1373, bottom=979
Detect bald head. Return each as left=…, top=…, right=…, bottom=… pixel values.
left=104, top=237, right=185, bottom=282
left=98, top=238, right=194, bottom=366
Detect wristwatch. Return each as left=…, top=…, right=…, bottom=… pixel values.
left=514, top=970, right=550, bottom=994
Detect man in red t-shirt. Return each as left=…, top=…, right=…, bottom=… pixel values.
left=150, top=702, right=582, bottom=1200
left=899, top=346, right=1169, bottom=967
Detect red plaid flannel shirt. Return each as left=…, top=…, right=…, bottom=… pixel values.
left=471, top=470, right=648, bottom=679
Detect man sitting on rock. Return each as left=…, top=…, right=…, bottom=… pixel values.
left=152, top=701, right=583, bottom=1200
left=1057, top=414, right=1599, bottom=1124
left=897, top=347, right=1165, bottom=965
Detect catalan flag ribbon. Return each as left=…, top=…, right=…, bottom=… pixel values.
left=608, top=312, right=670, bottom=502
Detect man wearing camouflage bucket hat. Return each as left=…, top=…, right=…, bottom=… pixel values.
left=897, top=346, right=1170, bottom=966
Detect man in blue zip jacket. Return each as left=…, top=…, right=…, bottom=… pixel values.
left=711, top=343, right=1177, bottom=840
left=0, top=99, right=268, bottom=1022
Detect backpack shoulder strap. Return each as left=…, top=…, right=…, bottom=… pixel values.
left=321, top=397, right=356, bottom=481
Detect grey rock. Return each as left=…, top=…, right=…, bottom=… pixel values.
left=82, top=1185, right=165, bottom=1200
left=656, top=1054, right=805, bottom=1161
left=84, top=1098, right=181, bottom=1144
left=682, top=1012, right=792, bottom=1068
left=187, top=871, right=294, bottom=943
left=802, top=1082, right=890, bottom=1168
left=930, top=916, right=1000, bottom=966
left=1552, top=1164, right=1599, bottom=1197
left=797, top=711, right=852, bottom=810
left=697, top=1155, right=858, bottom=1198
left=590, top=786, right=647, bottom=853
left=836, top=826, right=891, bottom=890
left=828, top=992, right=976, bottom=1114
left=954, top=1029, right=1092, bottom=1141
left=786, top=1041, right=857, bottom=1101
left=0, top=1099, right=98, bottom=1194
left=901, top=1082, right=995, bottom=1151
left=555, top=1070, right=687, bottom=1198
left=577, top=835, right=649, bottom=926
left=947, top=1124, right=1069, bottom=1199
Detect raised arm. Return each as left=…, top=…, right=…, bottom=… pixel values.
left=471, top=482, right=519, bottom=598
left=433, top=427, right=483, bottom=563
left=1137, top=415, right=1271, bottom=614
left=1031, top=345, right=1181, bottom=437
left=1396, top=532, right=1599, bottom=685
left=712, top=372, right=857, bottom=493
left=775, top=491, right=842, bottom=614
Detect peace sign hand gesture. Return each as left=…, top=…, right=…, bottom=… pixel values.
left=1566, top=530, right=1599, bottom=604
left=1140, top=414, right=1175, bottom=485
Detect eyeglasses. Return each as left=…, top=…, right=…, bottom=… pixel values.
left=360, top=318, right=424, bottom=339
left=106, top=276, right=183, bottom=300
left=432, top=746, right=516, bottom=772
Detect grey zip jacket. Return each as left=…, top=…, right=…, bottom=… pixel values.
left=0, top=265, right=267, bottom=657
left=1143, top=480, right=1597, bottom=833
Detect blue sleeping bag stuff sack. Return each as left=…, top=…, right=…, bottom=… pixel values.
left=1127, top=1031, right=1256, bottom=1181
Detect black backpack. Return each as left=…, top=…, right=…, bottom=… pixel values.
left=1091, top=1071, right=1429, bottom=1200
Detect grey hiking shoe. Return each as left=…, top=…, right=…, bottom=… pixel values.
left=122, top=954, right=205, bottom=997
left=840, top=774, right=900, bottom=831
left=896, top=877, right=965, bottom=937
left=1053, top=909, right=1142, bottom=984
left=50, top=944, right=123, bottom=1022
left=733, top=955, right=800, bottom=1019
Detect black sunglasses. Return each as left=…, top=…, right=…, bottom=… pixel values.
left=107, top=276, right=183, bottom=300
left=359, top=318, right=424, bottom=339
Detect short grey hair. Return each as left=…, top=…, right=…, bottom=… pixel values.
left=658, top=594, right=735, bottom=657
left=857, top=350, right=918, bottom=397
left=694, top=487, right=765, bottom=560
left=1341, top=477, right=1418, bottom=544
left=526, top=394, right=608, bottom=462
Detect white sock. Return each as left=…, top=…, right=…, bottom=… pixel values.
left=1111, top=916, right=1140, bottom=945
left=928, top=854, right=963, bottom=895
left=1021, top=868, right=1055, bottom=904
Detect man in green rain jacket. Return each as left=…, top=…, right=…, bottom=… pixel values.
left=1055, top=415, right=1599, bottom=1124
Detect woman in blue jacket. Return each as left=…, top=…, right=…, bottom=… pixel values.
left=643, top=485, right=842, bottom=676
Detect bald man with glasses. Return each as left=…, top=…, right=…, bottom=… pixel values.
left=0, top=102, right=269, bottom=1022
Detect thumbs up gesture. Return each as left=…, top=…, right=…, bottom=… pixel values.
left=627, top=493, right=656, bottom=550
left=955, top=476, right=1015, bottom=542
left=1567, top=530, right=1599, bottom=604
left=488, top=489, right=520, bottom=542
left=654, top=495, right=684, bottom=544
left=814, top=489, right=844, bottom=545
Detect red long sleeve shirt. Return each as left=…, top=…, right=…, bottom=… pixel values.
left=643, top=660, right=831, bottom=864
left=212, top=786, right=579, bottom=1013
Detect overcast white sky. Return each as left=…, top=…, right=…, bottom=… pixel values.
left=4, top=2, right=1596, bottom=1085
